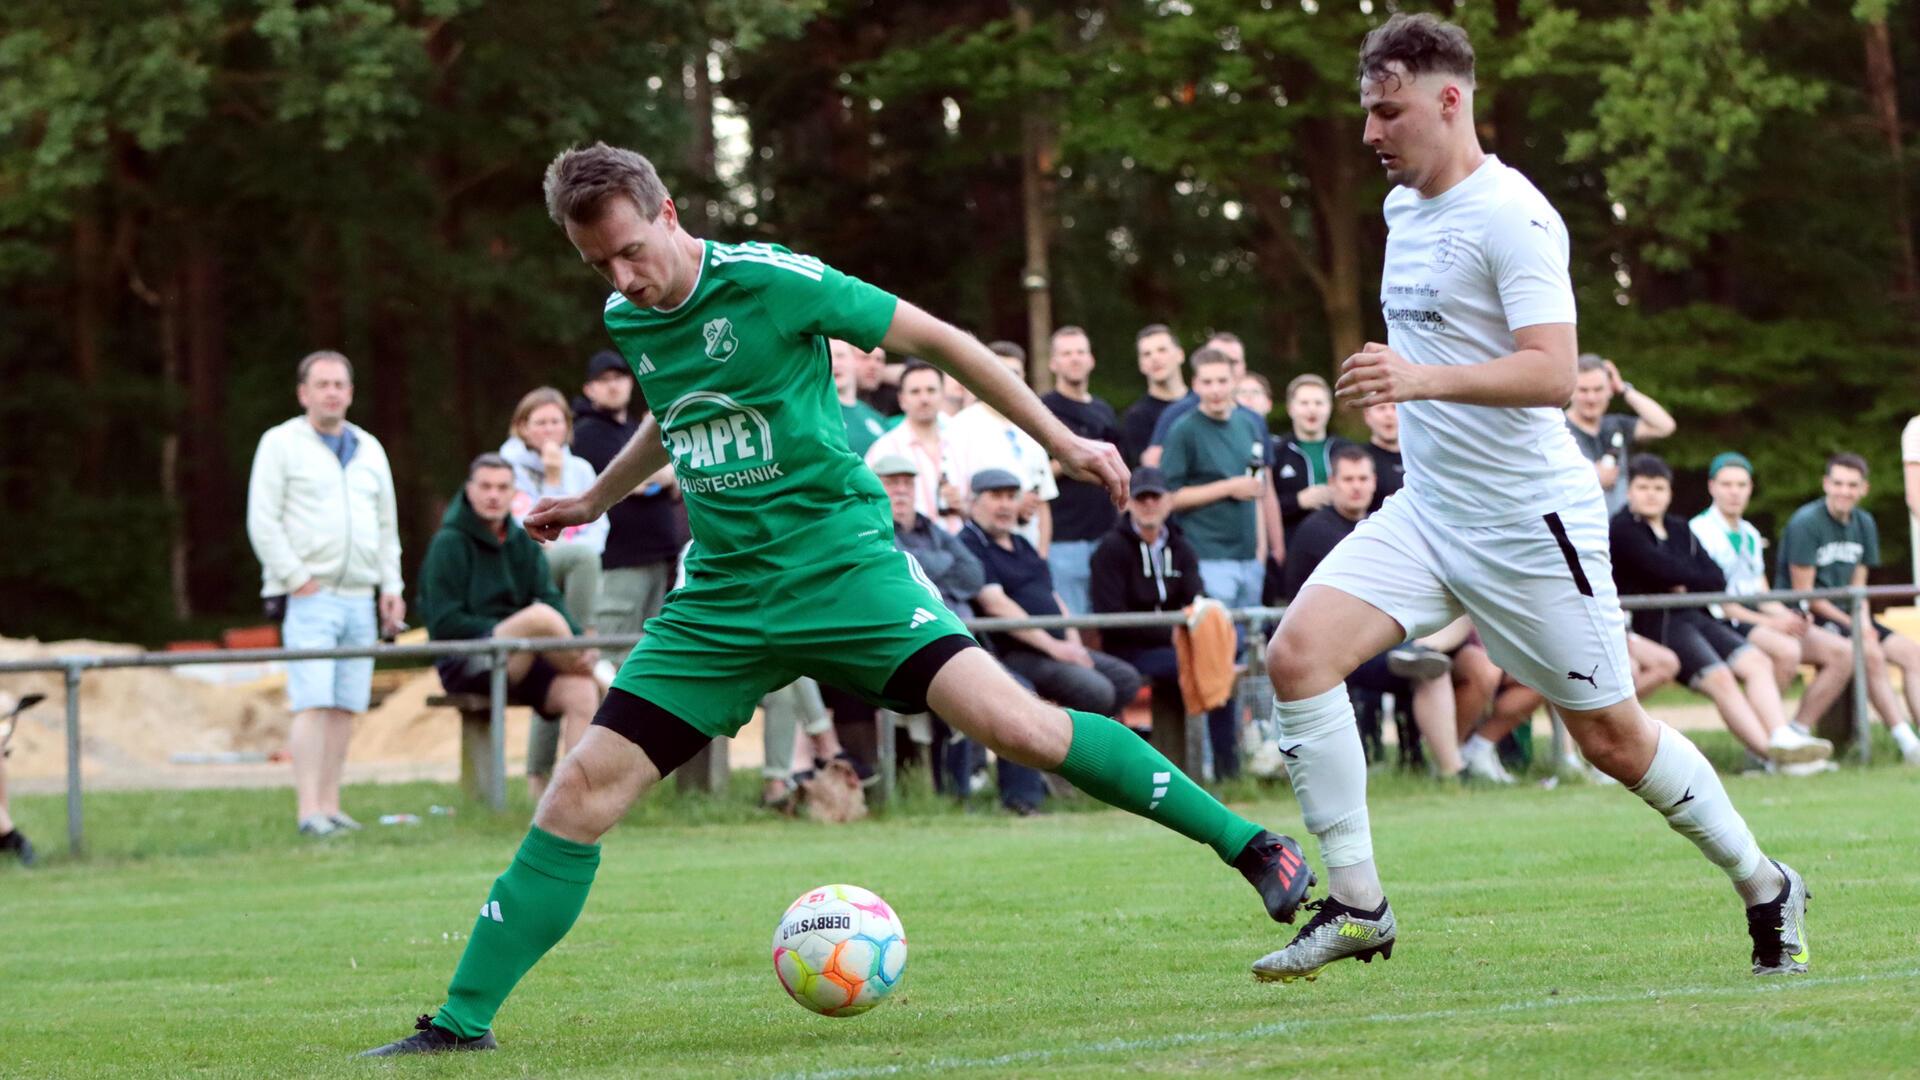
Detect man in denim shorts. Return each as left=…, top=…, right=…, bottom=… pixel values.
left=246, top=350, right=406, bottom=837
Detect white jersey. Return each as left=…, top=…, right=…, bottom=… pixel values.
left=1689, top=509, right=1767, bottom=620
left=1382, top=155, right=1600, bottom=526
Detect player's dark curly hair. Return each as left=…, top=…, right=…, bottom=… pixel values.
left=544, top=142, right=670, bottom=225
left=1358, top=13, right=1476, bottom=86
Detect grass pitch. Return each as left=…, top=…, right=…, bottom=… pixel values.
left=6, top=749, right=1918, bottom=1078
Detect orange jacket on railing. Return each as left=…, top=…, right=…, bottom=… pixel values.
left=1173, top=597, right=1238, bottom=715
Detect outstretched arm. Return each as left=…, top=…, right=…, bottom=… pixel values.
left=1336, top=323, right=1577, bottom=411
left=882, top=301, right=1128, bottom=506
left=526, top=413, right=670, bottom=541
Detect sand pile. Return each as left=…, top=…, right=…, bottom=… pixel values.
left=348, top=670, right=535, bottom=768
left=0, top=638, right=288, bottom=782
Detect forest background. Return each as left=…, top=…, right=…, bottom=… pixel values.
left=2, top=0, right=1915, bottom=643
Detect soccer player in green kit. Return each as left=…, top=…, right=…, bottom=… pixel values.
left=363, top=143, right=1313, bottom=1057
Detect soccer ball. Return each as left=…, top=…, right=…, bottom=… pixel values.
left=771, top=883, right=908, bottom=1017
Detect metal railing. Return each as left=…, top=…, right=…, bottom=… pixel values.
left=2, top=586, right=1913, bottom=855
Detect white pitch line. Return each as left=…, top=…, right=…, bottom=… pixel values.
left=773, top=966, right=1920, bottom=1080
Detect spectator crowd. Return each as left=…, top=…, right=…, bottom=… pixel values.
left=239, top=332, right=1920, bottom=836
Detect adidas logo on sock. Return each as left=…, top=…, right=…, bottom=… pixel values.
left=1149, top=771, right=1171, bottom=810
left=480, top=900, right=503, bottom=923
left=909, top=607, right=938, bottom=629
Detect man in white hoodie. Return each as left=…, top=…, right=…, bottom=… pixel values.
left=247, top=351, right=405, bottom=836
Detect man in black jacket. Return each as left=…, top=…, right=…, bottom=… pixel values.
left=1610, top=455, right=1830, bottom=768
left=571, top=351, right=688, bottom=639
left=1284, top=445, right=1469, bottom=779
left=1088, top=467, right=1214, bottom=751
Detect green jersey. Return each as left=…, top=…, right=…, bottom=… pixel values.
left=1162, top=406, right=1265, bottom=559
left=1775, top=497, right=1879, bottom=590
left=603, top=240, right=899, bottom=578
left=841, top=399, right=889, bottom=458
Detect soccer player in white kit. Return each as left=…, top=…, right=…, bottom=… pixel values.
left=1252, top=14, right=1809, bottom=982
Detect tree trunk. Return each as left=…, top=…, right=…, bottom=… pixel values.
left=182, top=227, right=232, bottom=611
left=1245, top=130, right=1369, bottom=373
left=1014, top=3, right=1053, bottom=387
left=1017, top=119, right=1055, bottom=388
left=1308, top=127, right=1367, bottom=368
left=1863, top=16, right=1917, bottom=298
left=303, top=221, right=344, bottom=347
left=685, top=45, right=717, bottom=233
left=71, top=211, right=108, bottom=487
left=155, top=271, right=191, bottom=622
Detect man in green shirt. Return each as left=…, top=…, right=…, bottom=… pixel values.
left=362, top=143, right=1315, bottom=1057
left=1776, top=452, right=1920, bottom=763
left=832, top=338, right=889, bottom=457
left=1163, top=348, right=1267, bottom=608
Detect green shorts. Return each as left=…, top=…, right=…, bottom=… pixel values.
left=608, top=540, right=975, bottom=739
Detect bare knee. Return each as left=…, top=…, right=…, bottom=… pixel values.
left=1267, top=623, right=1343, bottom=699
left=1695, top=666, right=1736, bottom=698
left=548, top=673, right=599, bottom=720
left=1883, top=636, right=1920, bottom=672
left=531, top=729, right=656, bottom=842
left=1563, top=703, right=1657, bottom=779
left=1731, top=650, right=1774, bottom=687
left=927, top=650, right=1073, bottom=768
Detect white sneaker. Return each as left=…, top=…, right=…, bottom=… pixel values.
left=1247, top=742, right=1288, bottom=780
left=1559, top=753, right=1618, bottom=785
left=1901, top=740, right=1920, bottom=767
left=1460, top=738, right=1516, bottom=784
left=1767, top=725, right=1834, bottom=766
left=1779, top=758, right=1839, bottom=777
left=297, top=814, right=338, bottom=837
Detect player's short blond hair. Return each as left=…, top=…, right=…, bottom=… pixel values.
left=544, top=142, right=669, bottom=225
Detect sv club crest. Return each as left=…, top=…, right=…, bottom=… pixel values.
left=702, top=317, right=740, bottom=363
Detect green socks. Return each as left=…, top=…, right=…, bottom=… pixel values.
left=1053, top=709, right=1264, bottom=864
left=434, top=825, right=601, bottom=1038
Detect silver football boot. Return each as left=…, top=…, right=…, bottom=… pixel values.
left=1251, top=897, right=1396, bottom=983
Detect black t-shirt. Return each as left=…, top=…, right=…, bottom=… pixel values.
left=959, top=521, right=1063, bottom=653
left=1120, top=394, right=1177, bottom=468
left=1282, top=507, right=1362, bottom=601
left=1042, top=390, right=1123, bottom=542
left=570, top=397, right=689, bottom=568
left=1366, top=442, right=1405, bottom=511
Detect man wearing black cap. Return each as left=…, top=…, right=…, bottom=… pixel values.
left=571, top=351, right=688, bottom=638
left=961, top=467, right=1143, bottom=730
left=1087, top=466, right=1217, bottom=743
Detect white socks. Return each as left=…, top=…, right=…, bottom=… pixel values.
left=1630, top=724, right=1779, bottom=902
left=1892, top=723, right=1920, bottom=755
left=1462, top=734, right=1494, bottom=759
left=1274, top=685, right=1382, bottom=909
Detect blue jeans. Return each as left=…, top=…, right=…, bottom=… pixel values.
left=1197, top=557, right=1265, bottom=610
left=939, top=666, right=1050, bottom=811
left=1047, top=539, right=1098, bottom=620
left=282, top=590, right=378, bottom=712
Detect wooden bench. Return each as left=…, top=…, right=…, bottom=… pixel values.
left=427, top=693, right=507, bottom=811
left=428, top=691, right=733, bottom=809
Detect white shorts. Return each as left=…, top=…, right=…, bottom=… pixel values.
left=1303, top=492, right=1633, bottom=711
